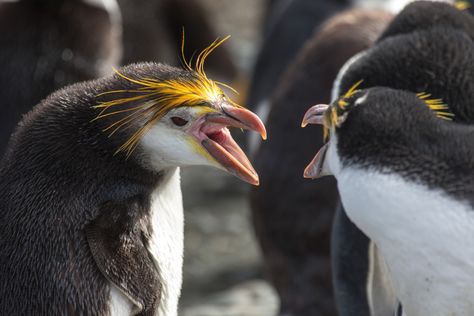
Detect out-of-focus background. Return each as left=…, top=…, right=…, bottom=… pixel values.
left=178, top=1, right=276, bottom=315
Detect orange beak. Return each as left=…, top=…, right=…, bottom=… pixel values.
left=193, top=105, right=266, bottom=185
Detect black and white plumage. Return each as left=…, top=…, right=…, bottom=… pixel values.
left=303, top=87, right=474, bottom=315
left=303, top=1, right=474, bottom=315
left=0, top=62, right=265, bottom=315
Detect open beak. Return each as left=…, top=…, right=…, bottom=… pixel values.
left=302, top=104, right=331, bottom=179
left=192, top=105, right=266, bottom=185
left=304, top=143, right=330, bottom=179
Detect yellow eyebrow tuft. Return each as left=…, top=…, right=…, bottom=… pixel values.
left=343, top=80, right=364, bottom=99
left=93, top=32, right=241, bottom=157
left=416, top=92, right=454, bottom=121
left=321, top=80, right=364, bottom=141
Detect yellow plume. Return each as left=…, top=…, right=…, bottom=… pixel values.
left=93, top=33, right=240, bottom=157
left=343, top=80, right=364, bottom=100
left=322, top=80, right=364, bottom=140
left=416, top=92, right=454, bottom=120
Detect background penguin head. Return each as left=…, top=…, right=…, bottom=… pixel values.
left=301, top=86, right=453, bottom=179
left=379, top=0, right=474, bottom=41
left=93, top=60, right=266, bottom=185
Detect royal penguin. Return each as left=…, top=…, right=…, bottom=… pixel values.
left=249, top=8, right=392, bottom=316
left=0, top=0, right=122, bottom=155
left=302, top=86, right=474, bottom=316
left=0, top=42, right=266, bottom=315
left=304, top=1, right=474, bottom=315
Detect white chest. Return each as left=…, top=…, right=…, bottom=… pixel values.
left=337, top=168, right=474, bottom=316
left=147, top=167, right=184, bottom=316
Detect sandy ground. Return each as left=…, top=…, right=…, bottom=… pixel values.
left=178, top=1, right=279, bottom=315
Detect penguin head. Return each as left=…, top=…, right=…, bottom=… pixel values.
left=93, top=39, right=266, bottom=185
left=379, top=0, right=474, bottom=42
left=301, top=85, right=453, bottom=179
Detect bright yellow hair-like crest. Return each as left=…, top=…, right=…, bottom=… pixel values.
left=93, top=33, right=240, bottom=157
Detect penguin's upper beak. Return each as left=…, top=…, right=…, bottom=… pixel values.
left=191, top=104, right=266, bottom=185
left=302, top=104, right=331, bottom=179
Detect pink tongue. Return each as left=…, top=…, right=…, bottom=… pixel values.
left=304, top=143, right=329, bottom=179
left=201, top=137, right=259, bottom=186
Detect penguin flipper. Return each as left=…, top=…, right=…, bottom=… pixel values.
left=332, top=204, right=398, bottom=316
left=86, top=196, right=161, bottom=315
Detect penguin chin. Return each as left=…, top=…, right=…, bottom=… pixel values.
left=304, top=143, right=330, bottom=179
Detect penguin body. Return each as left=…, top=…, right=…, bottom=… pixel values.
left=304, top=87, right=474, bottom=315
left=306, top=2, right=474, bottom=315
left=0, top=70, right=165, bottom=314
left=0, top=62, right=265, bottom=315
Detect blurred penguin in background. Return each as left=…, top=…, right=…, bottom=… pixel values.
left=246, top=0, right=349, bottom=133
left=117, top=0, right=238, bottom=84
left=0, top=0, right=122, bottom=155
left=249, top=2, right=393, bottom=315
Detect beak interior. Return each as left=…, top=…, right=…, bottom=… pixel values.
left=198, top=106, right=266, bottom=185
left=304, top=143, right=329, bottom=179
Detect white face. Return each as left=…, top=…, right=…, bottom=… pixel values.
left=137, top=104, right=266, bottom=185
left=140, top=106, right=220, bottom=170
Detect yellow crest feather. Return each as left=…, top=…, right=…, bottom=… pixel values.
left=416, top=92, right=454, bottom=120
left=93, top=32, right=240, bottom=157
left=322, top=80, right=364, bottom=140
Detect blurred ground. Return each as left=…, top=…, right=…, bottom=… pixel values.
left=178, top=1, right=279, bottom=315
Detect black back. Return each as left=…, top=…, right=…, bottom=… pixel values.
left=340, top=4, right=474, bottom=124
left=378, top=1, right=474, bottom=40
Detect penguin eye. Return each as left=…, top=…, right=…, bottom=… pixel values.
left=171, top=116, right=188, bottom=127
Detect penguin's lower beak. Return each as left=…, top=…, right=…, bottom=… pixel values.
left=304, top=143, right=330, bottom=179
left=192, top=105, right=267, bottom=185
left=302, top=104, right=331, bottom=179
